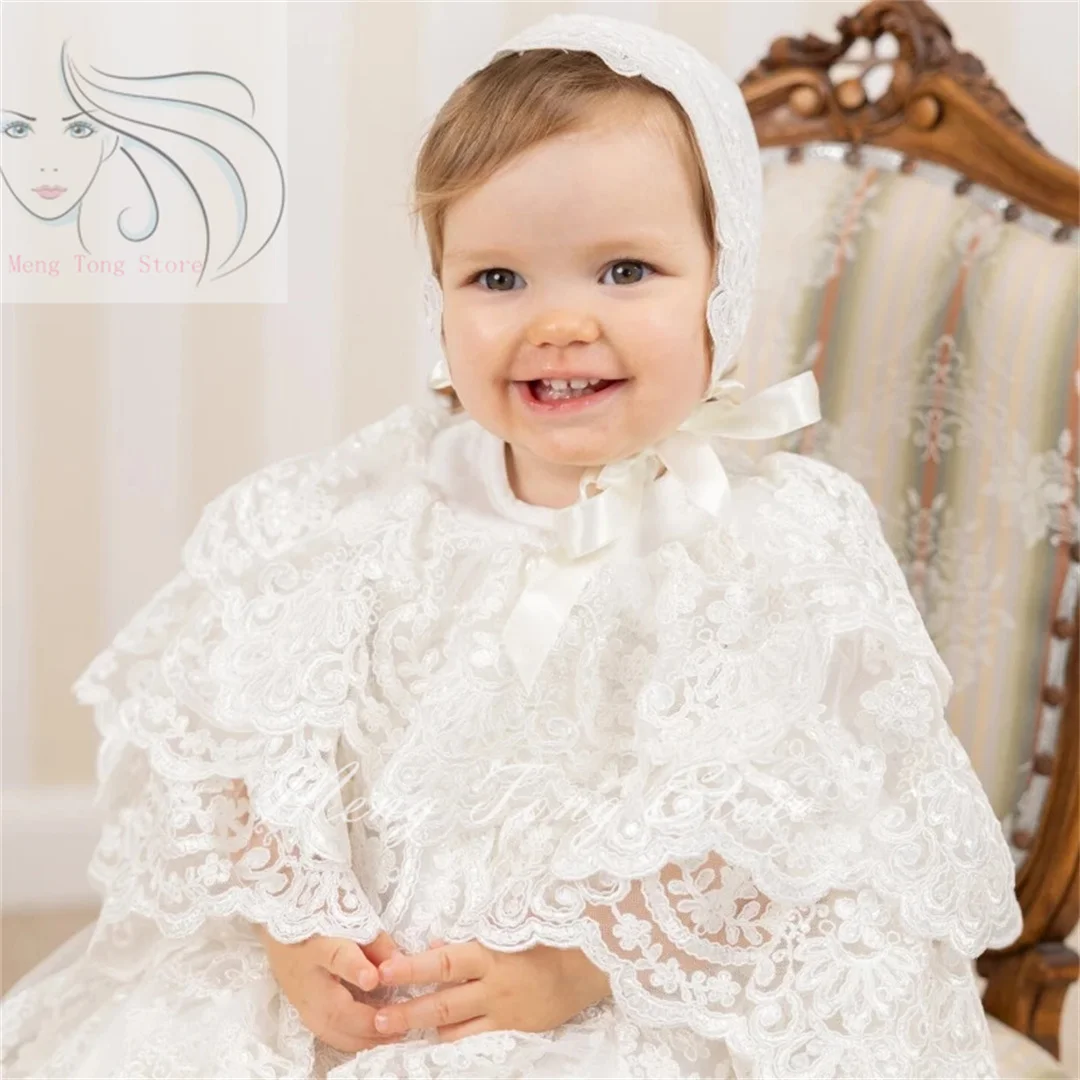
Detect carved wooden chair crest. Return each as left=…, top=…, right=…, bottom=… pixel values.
left=738, top=1, right=1078, bottom=1071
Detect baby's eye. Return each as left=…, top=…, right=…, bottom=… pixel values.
left=601, top=260, right=655, bottom=286
left=475, top=268, right=522, bottom=292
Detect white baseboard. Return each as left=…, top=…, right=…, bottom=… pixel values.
left=2, top=786, right=101, bottom=910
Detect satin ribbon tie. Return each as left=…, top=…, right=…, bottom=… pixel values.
left=502, top=371, right=821, bottom=692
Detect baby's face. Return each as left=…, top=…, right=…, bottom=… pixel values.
left=440, top=106, right=714, bottom=484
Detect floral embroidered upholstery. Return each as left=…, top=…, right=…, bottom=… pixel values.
left=737, top=145, right=1079, bottom=854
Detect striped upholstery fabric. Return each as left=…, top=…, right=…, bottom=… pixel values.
left=736, top=146, right=1079, bottom=834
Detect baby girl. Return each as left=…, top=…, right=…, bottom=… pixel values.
left=2, top=13, right=1020, bottom=1080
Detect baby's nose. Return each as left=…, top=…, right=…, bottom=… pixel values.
left=524, top=309, right=601, bottom=348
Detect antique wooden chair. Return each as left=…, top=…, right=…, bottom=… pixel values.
left=736, top=1, right=1078, bottom=1075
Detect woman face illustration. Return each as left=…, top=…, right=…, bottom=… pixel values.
left=1, top=61, right=118, bottom=220
left=439, top=100, right=714, bottom=508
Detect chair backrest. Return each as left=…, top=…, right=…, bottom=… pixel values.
left=736, top=0, right=1078, bottom=989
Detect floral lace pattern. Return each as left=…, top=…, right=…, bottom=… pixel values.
left=1, top=12, right=1022, bottom=1076
left=3, top=402, right=1021, bottom=1078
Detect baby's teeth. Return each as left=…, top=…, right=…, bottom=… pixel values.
left=539, top=378, right=602, bottom=389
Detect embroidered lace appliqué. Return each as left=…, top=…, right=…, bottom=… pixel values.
left=3, top=403, right=1021, bottom=1079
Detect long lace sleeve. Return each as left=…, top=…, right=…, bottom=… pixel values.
left=555, top=628, right=1021, bottom=1078
left=400, top=453, right=1025, bottom=1079
left=72, top=405, right=449, bottom=972
left=68, top=408, right=445, bottom=972
left=73, top=563, right=386, bottom=973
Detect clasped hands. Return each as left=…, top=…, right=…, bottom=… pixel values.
left=256, top=924, right=611, bottom=1053
left=369, top=935, right=612, bottom=1043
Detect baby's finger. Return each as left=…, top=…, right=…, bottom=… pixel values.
left=319, top=971, right=398, bottom=1042
left=363, top=930, right=402, bottom=968
left=434, top=1016, right=494, bottom=1044
left=318, top=936, right=379, bottom=992
left=378, top=940, right=483, bottom=987
left=374, top=980, right=487, bottom=1036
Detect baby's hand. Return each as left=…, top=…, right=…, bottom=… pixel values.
left=255, top=926, right=406, bottom=1054
left=373, top=936, right=611, bottom=1042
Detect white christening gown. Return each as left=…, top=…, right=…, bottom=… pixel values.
left=1, top=401, right=1022, bottom=1079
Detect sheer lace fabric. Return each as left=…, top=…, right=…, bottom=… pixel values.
left=2, top=402, right=1021, bottom=1078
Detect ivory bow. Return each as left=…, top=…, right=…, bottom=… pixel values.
left=502, top=370, right=821, bottom=692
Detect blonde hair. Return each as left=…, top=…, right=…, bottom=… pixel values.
left=410, top=48, right=717, bottom=413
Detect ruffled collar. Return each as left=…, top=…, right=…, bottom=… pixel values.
left=468, top=375, right=821, bottom=692
left=474, top=420, right=686, bottom=531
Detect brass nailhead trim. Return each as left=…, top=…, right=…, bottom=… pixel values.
left=1042, top=685, right=1066, bottom=708
left=1033, top=752, right=1056, bottom=776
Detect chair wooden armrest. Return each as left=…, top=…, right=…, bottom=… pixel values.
left=979, top=942, right=1080, bottom=1060
left=739, top=0, right=1079, bottom=1058
left=978, top=612, right=1079, bottom=1059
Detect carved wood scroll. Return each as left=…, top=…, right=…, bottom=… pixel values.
left=739, top=0, right=1078, bottom=226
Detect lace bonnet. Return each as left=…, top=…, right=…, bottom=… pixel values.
left=419, top=13, right=820, bottom=691
left=422, top=12, right=764, bottom=406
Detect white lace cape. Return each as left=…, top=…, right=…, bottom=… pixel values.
left=7, top=403, right=1023, bottom=1078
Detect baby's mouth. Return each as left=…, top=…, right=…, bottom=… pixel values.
left=525, top=378, right=623, bottom=403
